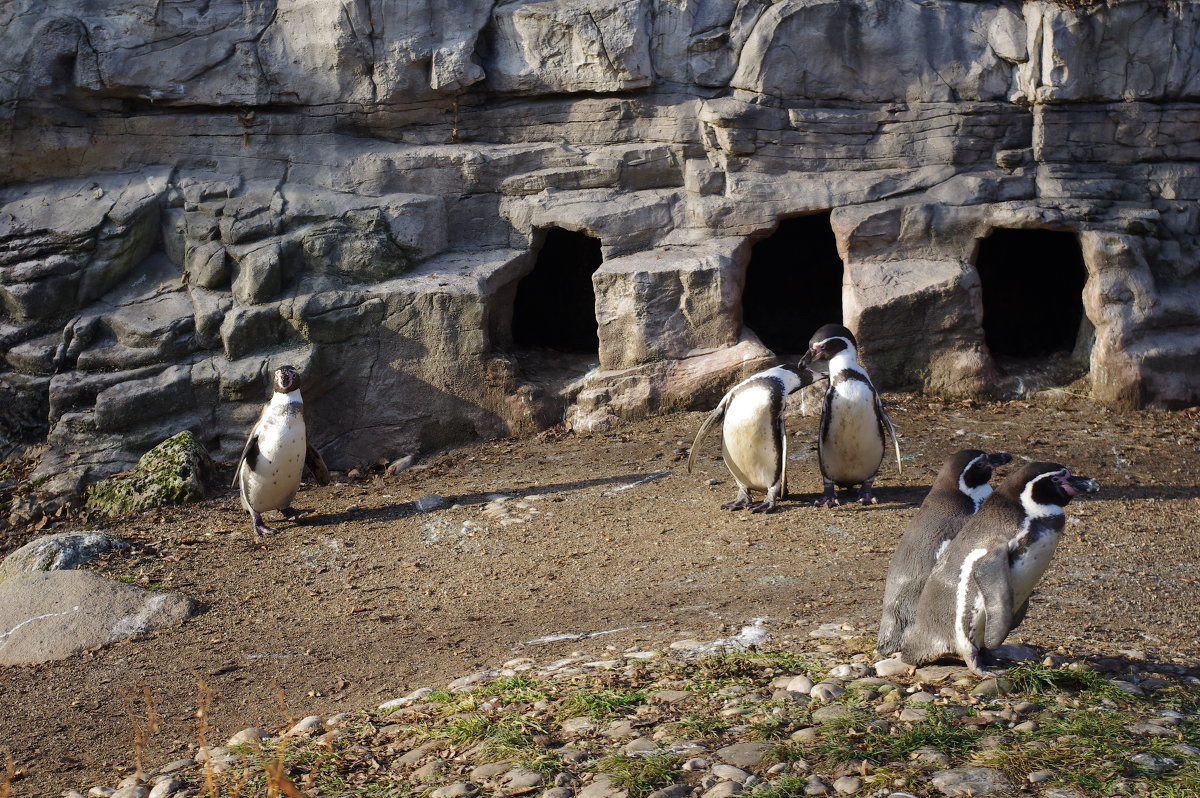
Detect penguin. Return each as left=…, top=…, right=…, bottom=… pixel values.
left=801, top=324, right=901, bottom=506
left=234, top=365, right=330, bottom=535
left=876, top=449, right=1013, bottom=657
left=687, top=364, right=818, bottom=513
left=899, top=461, right=1099, bottom=674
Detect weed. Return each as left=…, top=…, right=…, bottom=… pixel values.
left=667, top=712, right=733, bottom=738
left=804, top=705, right=981, bottom=767
left=558, top=687, right=646, bottom=720
left=1003, top=663, right=1124, bottom=698
left=593, top=752, right=681, bottom=797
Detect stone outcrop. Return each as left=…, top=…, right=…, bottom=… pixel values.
left=2, top=0, right=1198, bottom=499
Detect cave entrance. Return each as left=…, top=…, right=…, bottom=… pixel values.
left=743, top=212, right=844, bottom=357
left=511, top=227, right=603, bottom=389
left=975, top=228, right=1090, bottom=382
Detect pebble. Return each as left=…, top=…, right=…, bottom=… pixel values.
left=804, top=774, right=831, bottom=795
left=874, top=658, right=914, bottom=678
left=284, top=715, right=324, bottom=737
left=502, top=768, right=545, bottom=792
left=785, top=674, right=815, bottom=694
left=413, top=760, right=449, bottom=780
left=379, top=687, right=434, bottom=710
left=147, top=780, right=181, bottom=798
left=711, top=764, right=751, bottom=783
left=541, top=790, right=572, bottom=798
left=828, top=663, right=870, bottom=679
left=930, top=767, right=1011, bottom=796
left=110, top=788, right=148, bottom=798
left=1026, top=770, right=1056, bottom=784
left=898, top=706, right=929, bottom=722
left=682, top=758, right=710, bottom=771
left=469, top=761, right=512, bottom=780
left=430, top=783, right=479, bottom=798
left=832, top=775, right=861, bottom=794
left=649, top=786, right=693, bottom=798
left=809, top=682, right=845, bottom=702
left=906, top=690, right=936, bottom=703
left=702, top=782, right=742, bottom=798
left=578, top=776, right=626, bottom=798
left=226, top=727, right=269, bottom=746
left=624, top=737, right=658, bottom=754
left=1127, top=753, right=1177, bottom=773
left=811, top=704, right=853, bottom=723
left=415, top=493, right=451, bottom=512
left=911, top=747, right=951, bottom=767
left=562, top=716, right=599, bottom=736
left=650, top=690, right=692, bottom=705
left=714, top=742, right=771, bottom=769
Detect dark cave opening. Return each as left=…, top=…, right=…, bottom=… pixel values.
left=512, top=227, right=603, bottom=354
left=975, top=228, right=1088, bottom=360
left=743, top=212, right=844, bottom=357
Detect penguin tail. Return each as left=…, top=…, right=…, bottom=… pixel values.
left=687, top=399, right=728, bottom=475
left=306, top=444, right=331, bottom=485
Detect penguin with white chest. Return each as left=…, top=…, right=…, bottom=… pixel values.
left=876, top=449, right=1012, bottom=657
left=234, top=365, right=330, bottom=535
left=687, top=364, right=818, bottom=513
left=900, top=461, right=1099, bottom=674
left=801, top=324, right=901, bottom=506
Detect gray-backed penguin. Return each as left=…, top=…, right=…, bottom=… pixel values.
left=876, top=449, right=1012, bottom=657
left=801, top=324, right=901, bottom=506
left=687, top=364, right=818, bottom=513
left=900, top=461, right=1099, bottom=674
left=234, top=365, right=330, bottom=535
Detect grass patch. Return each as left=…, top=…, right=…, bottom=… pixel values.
left=593, top=752, right=681, bottom=797
left=558, top=687, right=646, bottom=720
left=803, top=706, right=982, bottom=767
left=1003, top=663, right=1125, bottom=698
left=665, top=712, right=734, bottom=739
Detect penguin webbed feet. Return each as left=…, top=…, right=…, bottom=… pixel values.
left=965, top=647, right=1009, bottom=677
left=251, top=513, right=276, bottom=536
left=749, top=500, right=777, bottom=514
left=814, top=482, right=840, bottom=507
left=721, top=498, right=751, bottom=510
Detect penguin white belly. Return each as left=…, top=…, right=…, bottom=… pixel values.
left=1008, top=532, right=1061, bottom=611
left=822, top=384, right=883, bottom=485
left=722, top=386, right=779, bottom=491
left=242, top=417, right=307, bottom=513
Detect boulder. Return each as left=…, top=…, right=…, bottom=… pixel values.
left=0, top=531, right=125, bottom=585
left=0, top=570, right=195, bottom=666
left=84, top=431, right=214, bottom=517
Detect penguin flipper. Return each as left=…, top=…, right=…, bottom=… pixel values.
left=233, top=434, right=261, bottom=488
left=687, top=395, right=729, bottom=474
left=975, top=556, right=1015, bottom=649
left=876, top=394, right=902, bottom=475
left=305, top=444, right=331, bottom=485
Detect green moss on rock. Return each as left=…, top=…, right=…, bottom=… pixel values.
left=85, top=431, right=214, bottom=516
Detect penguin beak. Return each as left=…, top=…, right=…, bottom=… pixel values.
left=1064, top=474, right=1100, bottom=496
left=1056, top=472, right=1100, bottom=497
left=987, top=452, right=1013, bottom=467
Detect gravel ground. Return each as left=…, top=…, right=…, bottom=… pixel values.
left=0, top=390, right=1198, bottom=796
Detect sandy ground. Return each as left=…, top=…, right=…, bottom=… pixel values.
left=1, top=390, right=1198, bottom=796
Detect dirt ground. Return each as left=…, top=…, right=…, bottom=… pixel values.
left=1, top=390, right=1199, bottom=796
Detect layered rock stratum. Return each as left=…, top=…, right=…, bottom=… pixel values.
left=2, top=0, right=1198, bottom=500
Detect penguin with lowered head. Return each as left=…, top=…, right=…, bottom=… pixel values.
left=801, top=324, right=901, bottom=506
left=900, top=461, right=1099, bottom=674
left=876, top=449, right=1012, bottom=657
left=234, top=365, right=330, bottom=535
left=688, top=363, right=819, bottom=513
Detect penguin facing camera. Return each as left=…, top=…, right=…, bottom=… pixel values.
left=234, top=365, right=330, bottom=535
left=687, top=363, right=818, bottom=513
left=800, top=323, right=901, bottom=506
left=899, top=461, right=1099, bottom=674
left=876, top=449, right=1012, bottom=657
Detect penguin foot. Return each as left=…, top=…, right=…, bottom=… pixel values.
left=813, top=493, right=840, bottom=507
left=965, top=649, right=1007, bottom=676
left=721, top=499, right=751, bottom=510
left=857, top=492, right=878, bottom=505
left=749, top=501, right=776, bottom=514
left=280, top=506, right=310, bottom=520
left=252, top=516, right=277, bottom=535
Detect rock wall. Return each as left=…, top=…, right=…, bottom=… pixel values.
left=2, top=0, right=1199, bottom=498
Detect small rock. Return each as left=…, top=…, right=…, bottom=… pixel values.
left=650, top=690, right=692, bottom=705
left=790, top=727, right=819, bottom=743
left=809, top=682, right=845, bottom=702
left=906, top=690, right=936, bottom=703
left=1127, top=722, right=1175, bottom=737
left=828, top=663, right=870, bottom=679
left=1128, top=752, right=1177, bottom=773
left=970, top=677, right=1014, bottom=697
left=1027, top=770, right=1055, bottom=784
left=541, top=789, right=573, bottom=798
left=111, top=788, right=148, bottom=798
left=601, top=719, right=637, bottom=739
left=227, top=727, right=270, bottom=746
left=911, top=746, right=951, bottom=767
left=469, top=761, right=513, bottom=780
left=702, top=782, right=742, bottom=798
left=931, top=767, right=1011, bottom=796
left=1172, top=744, right=1200, bottom=757
left=811, top=705, right=853, bottom=723
left=396, top=741, right=441, bottom=766
left=88, top=789, right=116, bottom=798
left=1012, top=720, right=1038, bottom=732
left=714, top=741, right=772, bottom=770
left=832, top=775, right=861, bottom=794
left=624, top=737, right=658, bottom=754
left=284, top=715, right=324, bottom=737
left=649, top=786, right=694, bottom=798
left=577, top=775, right=629, bottom=798
left=502, top=768, right=545, bottom=793
left=711, top=764, right=751, bottom=783
left=416, top=493, right=451, bottom=513
left=898, top=707, right=929, bottom=722
left=874, top=658, right=913, bottom=678
left=1110, top=679, right=1145, bottom=696
left=785, top=674, right=815, bottom=694
left=413, top=759, right=449, bottom=780
left=385, top=455, right=418, bottom=476
left=430, top=783, right=480, bottom=798
left=682, top=757, right=710, bottom=771
left=562, top=716, right=599, bottom=736
left=804, top=774, right=830, bottom=795
left=147, top=780, right=181, bottom=798
left=379, top=687, right=434, bottom=710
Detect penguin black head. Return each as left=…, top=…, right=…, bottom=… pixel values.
left=958, top=450, right=1013, bottom=490
left=1006, top=461, right=1100, bottom=508
left=802, top=323, right=857, bottom=364
left=272, top=365, right=301, bottom=394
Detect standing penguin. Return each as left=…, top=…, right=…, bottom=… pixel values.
left=876, top=449, right=1012, bottom=657
left=900, top=461, right=1099, bottom=674
left=234, top=365, right=330, bottom=535
left=687, top=364, right=818, bottom=513
left=801, top=324, right=901, bottom=506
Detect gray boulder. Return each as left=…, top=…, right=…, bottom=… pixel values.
left=0, top=531, right=124, bottom=585
left=0, top=570, right=195, bottom=666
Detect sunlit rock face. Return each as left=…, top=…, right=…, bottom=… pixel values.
left=2, top=0, right=1198, bottom=497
